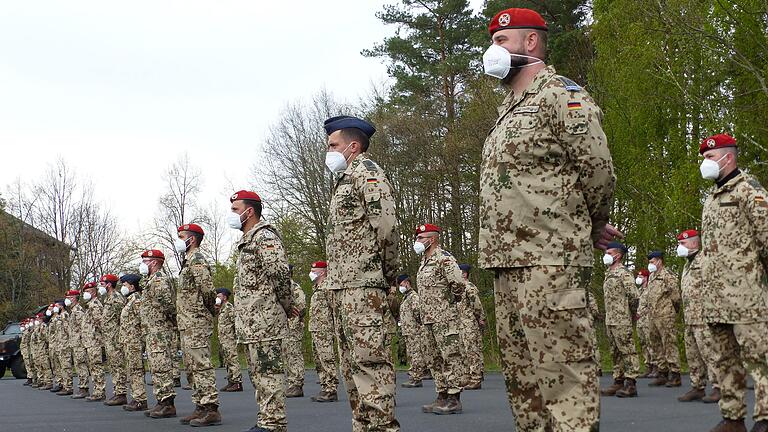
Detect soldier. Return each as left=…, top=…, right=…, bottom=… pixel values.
left=457, top=264, right=486, bottom=391
left=323, top=116, right=400, bottom=431
left=598, top=243, right=640, bottom=398
left=45, top=303, right=63, bottom=393
left=118, top=273, right=149, bottom=411
left=284, top=265, right=307, bottom=398
left=675, top=229, right=721, bottom=403
left=36, top=312, right=54, bottom=391
left=51, top=300, right=74, bottom=396
left=65, top=289, right=91, bottom=399
left=398, top=274, right=427, bottom=389
left=98, top=274, right=128, bottom=406
left=215, top=288, right=243, bottom=392
left=228, top=190, right=297, bottom=432
left=308, top=261, right=339, bottom=402
left=479, top=8, right=618, bottom=431
left=175, top=223, right=222, bottom=427
left=20, top=319, right=35, bottom=387
left=645, top=251, right=682, bottom=387
left=634, top=269, right=657, bottom=378
left=138, top=249, right=178, bottom=419
left=80, top=281, right=107, bottom=401
left=698, top=134, right=768, bottom=432
left=413, top=224, right=465, bottom=414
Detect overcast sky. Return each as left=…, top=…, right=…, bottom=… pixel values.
left=0, top=0, right=485, bottom=259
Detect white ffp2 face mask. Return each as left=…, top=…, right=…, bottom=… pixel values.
left=139, top=262, right=149, bottom=276
left=602, top=254, right=614, bottom=266
left=648, top=263, right=658, bottom=273
left=700, top=154, right=727, bottom=180
left=98, top=286, right=107, bottom=296
left=83, top=292, right=92, bottom=302
left=635, top=277, right=643, bottom=286
left=309, top=272, right=318, bottom=282
left=64, top=298, right=72, bottom=307
left=227, top=210, right=248, bottom=230
left=46, top=310, right=52, bottom=317
left=53, top=306, right=60, bottom=314
left=325, top=142, right=353, bottom=173
left=482, top=44, right=544, bottom=79
left=413, top=241, right=427, bottom=255
left=676, top=245, right=689, bottom=257
left=399, top=285, right=407, bottom=294
left=120, top=286, right=130, bottom=296
left=174, top=237, right=190, bottom=254
left=215, top=297, right=222, bottom=306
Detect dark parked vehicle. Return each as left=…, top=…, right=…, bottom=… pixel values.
left=0, top=322, right=27, bottom=379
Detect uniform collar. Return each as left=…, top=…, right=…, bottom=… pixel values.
left=715, top=168, right=742, bottom=190
left=238, top=220, right=271, bottom=248
left=500, top=65, right=557, bottom=111
left=335, top=153, right=368, bottom=187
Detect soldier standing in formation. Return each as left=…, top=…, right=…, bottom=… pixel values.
left=308, top=260, right=339, bottom=403
left=100, top=274, right=128, bottom=406
left=119, top=273, right=149, bottom=412
left=66, top=288, right=91, bottom=399
left=81, top=281, right=107, bottom=402
left=284, top=265, right=307, bottom=398
left=635, top=269, right=656, bottom=378
left=457, top=264, right=486, bottom=391
left=397, top=274, right=427, bottom=389
left=215, top=288, right=243, bottom=392
left=645, top=251, right=682, bottom=388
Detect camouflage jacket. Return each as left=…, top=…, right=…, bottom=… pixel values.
left=702, top=172, right=768, bottom=323
left=459, top=281, right=485, bottom=326
left=81, top=298, right=104, bottom=349
left=287, top=280, right=306, bottom=334
left=602, top=266, right=638, bottom=327
left=326, top=153, right=399, bottom=289
left=67, top=303, right=86, bottom=350
left=478, top=66, right=615, bottom=269
left=416, top=246, right=465, bottom=324
left=308, top=279, right=333, bottom=333
left=216, top=300, right=236, bottom=343
left=119, top=291, right=143, bottom=346
left=102, top=290, right=126, bottom=342
left=234, top=220, right=293, bottom=343
left=177, top=247, right=216, bottom=333
left=399, top=289, right=422, bottom=337
left=139, top=270, right=176, bottom=336
left=646, top=266, right=680, bottom=321
left=680, top=252, right=705, bottom=325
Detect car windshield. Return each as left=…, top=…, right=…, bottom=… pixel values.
left=3, top=324, right=21, bottom=335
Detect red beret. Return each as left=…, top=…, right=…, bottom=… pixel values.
left=100, top=274, right=119, bottom=283
left=489, top=8, right=548, bottom=35
left=311, top=261, right=328, bottom=269
left=230, top=190, right=261, bottom=202
left=83, top=281, right=98, bottom=290
left=637, top=269, right=650, bottom=277
left=36, top=313, right=44, bottom=318
left=178, top=223, right=204, bottom=235
left=141, top=249, right=165, bottom=259
left=699, top=134, right=737, bottom=155
left=415, top=224, right=441, bottom=235
left=677, top=229, right=699, bottom=240
left=66, top=289, right=80, bottom=296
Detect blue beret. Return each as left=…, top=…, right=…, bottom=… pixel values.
left=54, top=299, right=65, bottom=305
left=458, top=264, right=472, bottom=273
left=119, top=273, right=141, bottom=286
left=216, top=288, right=231, bottom=297
left=396, top=274, right=409, bottom=284
left=606, top=242, right=628, bottom=254
left=324, top=115, right=376, bottom=138
left=647, top=251, right=664, bottom=259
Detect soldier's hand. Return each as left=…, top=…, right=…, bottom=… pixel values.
left=594, top=223, right=624, bottom=250
left=289, top=307, right=301, bottom=318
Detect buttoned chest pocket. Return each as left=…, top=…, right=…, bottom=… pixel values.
left=332, top=184, right=364, bottom=222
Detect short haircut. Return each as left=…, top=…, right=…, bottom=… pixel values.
left=190, top=232, right=204, bottom=247
left=242, top=199, right=263, bottom=218
left=339, top=128, right=370, bottom=152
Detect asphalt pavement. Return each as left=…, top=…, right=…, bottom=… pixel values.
left=0, top=369, right=758, bottom=431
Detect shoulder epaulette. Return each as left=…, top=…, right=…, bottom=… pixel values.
left=555, top=75, right=582, bottom=92
left=362, top=159, right=379, bottom=172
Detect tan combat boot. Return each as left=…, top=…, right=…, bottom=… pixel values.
left=401, top=379, right=423, bottom=388
left=189, top=404, right=222, bottom=427
left=180, top=405, right=205, bottom=425
left=615, top=379, right=638, bottom=398
left=422, top=392, right=447, bottom=413
left=666, top=372, right=682, bottom=387
left=71, top=388, right=89, bottom=399
left=310, top=390, right=338, bottom=402
left=285, top=385, right=304, bottom=398
left=601, top=378, right=625, bottom=396
left=703, top=387, right=721, bottom=404
left=678, top=387, right=705, bottom=402
left=709, top=418, right=746, bottom=432
left=433, top=393, right=462, bottom=415
left=649, top=370, right=669, bottom=387
left=104, top=394, right=128, bottom=406
left=149, top=397, right=176, bottom=419
left=464, top=381, right=482, bottom=390
left=123, top=399, right=148, bottom=411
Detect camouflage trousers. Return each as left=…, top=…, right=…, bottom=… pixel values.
left=85, top=346, right=106, bottom=398
left=282, top=321, right=305, bottom=389
left=494, top=266, right=599, bottom=432
left=72, top=343, right=90, bottom=390
left=423, top=321, right=464, bottom=395
left=460, top=319, right=484, bottom=385
left=684, top=324, right=718, bottom=390
left=180, top=329, right=219, bottom=406
left=172, top=329, right=182, bottom=381
left=219, top=333, right=242, bottom=384
left=49, top=347, right=62, bottom=386
left=636, top=318, right=655, bottom=369
left=245, top=340, right=287, bottom=431
left=648, top=315, right=680, bottom=373
left=311, top=330, right=339, bottom=393
left=403, top=334, right=427, bottom=383
left=124, top=336, right=147, bottom=403
left=328, top=287, right=399, bottom=432
left=35, top=345, right=52, bottom=386
left=708, top=322, right=768, bottom=421
left=58, top=347, right=73, bottom=391
left=145, top=331, right=176, bottom=402
left=606, top=324, right=639, bottom=380
left=22, top=344, right=36, bottom=383
left=104, top=334, right=127, bottom=395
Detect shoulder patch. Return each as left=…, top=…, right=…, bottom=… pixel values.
left=441, top=250, right=452, bottom=257
left=555, top=75, right=582, bottom=92
left=362, top=159, right=379, bottom=172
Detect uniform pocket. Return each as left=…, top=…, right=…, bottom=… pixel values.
left=347, top=312, right=387, bottom=365
left=546, top=289, right=587, bottom=311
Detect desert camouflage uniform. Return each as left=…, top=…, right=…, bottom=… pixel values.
left=54, top=309, right=74, bottom=392
left=479, top=66, right=615, bottom=432
left=680, top=251, right=718, bottom=391
left=646, top=266, right=681, bottom=375
left=81, top=297, right=106, bottom=398
left=701, top=171, right=768, bottom=421
left=459, top=281, right=485, bottom=386
left=68, top=303, right=90, bottom=392
left=234, top=220, right=294, bottom=431
left=140, top=269, right=177, bottom=403
left=47, top=313, right=62, bottom=388
left=399, top=288, right=428, bottom=383
left=34, top=322, right=53, bottom=387
left=21, top=325, right=36, bottom=383
left=103, top=290, right=127, bottom=397
left=326, top=153, right=400, bottom=431
left=120, top=290, right=147, bottom=404
left=603, top=266, right=640, bottom=380
left=635, top=283, right=656, bottom=372
left=309, top=279, right=339, bottom=395
left=283, top=279, right=306, bottom=390
left=216, top=300, right=241, bottom=385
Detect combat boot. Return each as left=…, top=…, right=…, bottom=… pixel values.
left=751, top=420, right=768, bottom=432
left=649, top=371, right=669, bottom=387
left=648, top=366, right=660, bottom=379
left=422, top=392, right=447, bottom=413
left=285, top=385, right=304, bottom=398
left=310, top=390, right=338, bottom=402
left=40, top=383, right=53, bottom=390
left=433, top=393, right=462, bottom=415
left=71, top=389, right=89, bottom=399
left=123, top=400, right=148, bottom=411
left=678, top=387, right=705, bottom=402
left=56, top=388, right=73, bottom=396
left=31, top=381, right=40, bottom=388
left=221, top=381, right=243, bottom=392
left=666, top=372, right=682, bottom=387
left=174, top=377, right=182, bottom=388
left=148, top=397, right=176, bottom=418
left=464, top=381, right=482, bottom=390
left=104, top=394, right=127, bottom=406
left=50, top=384, right=62, bottom=393
left=180, top=405, right=205, bottom=425
left=189, top=404, right=222, bottom=427
left=601, top=378, right=625, bottom=396
left=615, top=379, right=638, bottom=398
left=401, top=379, right=423, bottom=388
left=703, top=387, right=722, bottom=403
left=86, top=394, right=106, bottom=402
left=23, top=378, right=32, bottom=386
left=638, top=365, right=655, bottom=379
left=709, top=418, right=746, bottom=432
